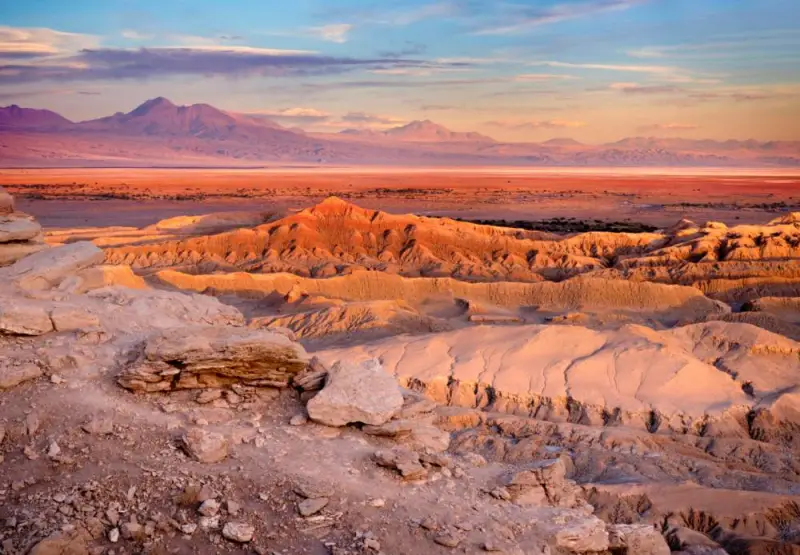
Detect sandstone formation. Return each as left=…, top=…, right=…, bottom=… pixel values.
left=118, top=326, right=310, bottom=392
left=0, top=186, right=48, bottom=266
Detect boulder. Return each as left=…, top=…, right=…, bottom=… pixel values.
left=363, top=416, right=451, bottom=452
left=307, top=358, right=403, bottom=427
left=0, top=363, right=43, bottom=390
left=552, top=515, right=609, bottom=553
left=503, top=457, right=584, bottom=508
left=1, top=241, right=104, bottom=290
left=222, top=522, right=254, bottom=543
left=0, top=242, right=49, bottom=267
left=118, top=326, right=310, bottom=392
left=0, top=214, right=42, bottom=243
left=374, top=448, right=428, bottom=480
left=180, top=428, right=229, bottom=463
left=0, top=300, right=54, bottom=335
left=609, top=524, right=670, bottom=555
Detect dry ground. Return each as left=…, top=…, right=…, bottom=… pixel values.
left=1, top=168, right=799, bottom=228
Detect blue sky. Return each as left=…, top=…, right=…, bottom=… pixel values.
left=1, top=0, right=798, bottom=141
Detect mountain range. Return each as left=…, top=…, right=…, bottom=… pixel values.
left=1, top=98, right=798, bottom=168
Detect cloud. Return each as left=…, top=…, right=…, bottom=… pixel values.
left=0, top=44, right=459, bottom=84
left=639, top=123, right=699, bottom=132
left=0, top=26, right=98, bottom=58
left=341, top=112, right=405, bottom=126
left=487, top=119, right=586, bottom=130
left=611, top=83, right=683, bottom=94
left=476, top=0, right=649, bottom=35
left=514, top=73, right=577, bottom=82
left=530, top=60, right=675, bottom=74
left=121, top=30, right=154, bottom=41
left=379, top=42, right=427, bottom=58
left=248, top=107, right=332, bottom=123
left=307, top=24, right=352, bottom=43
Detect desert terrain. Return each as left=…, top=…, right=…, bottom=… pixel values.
left=1, top=169, right=800, bottom=555
left=2, top=168, right=799, bottom=228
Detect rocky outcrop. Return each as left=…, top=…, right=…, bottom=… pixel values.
left=118, top=326, right=310, bottom=392
left=306, top=359, right=404, bottom=427
left=0, top=186, right=48, bottom=266
left=502, top=457, right=587, bottom=509
left=0, top=241, right=104, bottom=290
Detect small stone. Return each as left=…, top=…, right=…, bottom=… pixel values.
left=369, top=499, right=385, bottom=508
left=434, top=531, right=462, bottom=548
left=293, top=481, right=334, bottom=499
left=82, top=417, right=114, bottom=435
left=364, top=538, right=381, bottom=551
left=226, top=500, right=241, bottom=516
left=199, top=516, right=220, bottom=530
left=289, top=413, right=308, bottom=426
left=298, top=497, right=329, bottom=517
left=47, top=441, right=61, bottom=458
left=108, top=528, right=120, bottom=543
left=23, top=444, right=39, bottom=460
left=198, top=499, right=220, bottom=517
left=482, top=539, right=503, bottom=552
left=224, top=391, right=242, bottom=405
left=490, top=488, right=511, bottom=501
left=106, top=508, right=120, bottom=526
left=196, top=390, right=223, bottom=404
left=50, top=374, right=65, bottom=385
left=180, top=523, right=197, bottom=535
left=462, top=453, right=487, bottom=467
left=181, top=428, right=228, bottom=463
left=26, top=413, right=40, bottom=436
left=120, top=521, right=143, bottom=540
left=222, top=522, right=254, bottom=543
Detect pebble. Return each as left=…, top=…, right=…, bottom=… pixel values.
left=289, top=413, right=308, bottom=426
left=50, top=374, right=65, bottom=384
left=298, top=497, right=329, bottom=517
left=222, top=522, right=254, bottom=543
left=434, top=531, right=462, bottom=548
left=196, top=390, right=223, bottom=404
left=364, top=538, right=381, bottom=551
left=47, top=441, right=61, bottom=458
left=198, top=499, right=220, bottom=517
left=108, top=528, right=120, bottom=543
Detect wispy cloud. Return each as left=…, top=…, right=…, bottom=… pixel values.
left=638, top=122, right=698, bottom=132
left=248, top=107, right=331, bottom=124
left=487, top=119, right=586, bottom=129
left=0, top=26, right=99, bottom=58
left=121, top=30, right=154, bottom=41
left=475, top=0, right=649, bottom=35
left=307, top=24, right=352, bottom=43
left=514, top=73, right=578, bottom=81
left=610, top=83, right=683, bottom=94
left=0, top=24, right=466, bottom=85
left=530, top=60, right=675, bottom=74
left=326, top=1, right=462, bottom=27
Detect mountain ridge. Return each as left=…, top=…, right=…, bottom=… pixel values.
left=1, top=98, right=798, bottom=167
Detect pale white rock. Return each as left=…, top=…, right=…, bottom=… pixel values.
left=180, top=428, right=229, bottom=463
left=198, top=499, right=220, bottom=517
left=0, top=301, right=54, bottom=335
left=222, top=522, right=254, bottom=543
left=0, top=241, right=104, bottom=290
left=552, top=515, right=609, bottom=553
left=49, top=306, right=100, bottom=332
left=0, top=242, right=49, bottom=267
left=307, top=359, right=403, bottom=427
left=608, top=524, right=670, bottom=555
left=0, top=215, right=42, bottom=243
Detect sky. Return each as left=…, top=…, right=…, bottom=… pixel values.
left=1, top=0, right=799, bottom=143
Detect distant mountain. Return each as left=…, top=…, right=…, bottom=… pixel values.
left=543, top=138, right=584, bottom=147
left=77, top=97, right=290, bottom=140
left=0, top=98, right=797, bottom=167
left=0, top=105, right=73, bottom=129
left=340, top=120, right=495, bottom=143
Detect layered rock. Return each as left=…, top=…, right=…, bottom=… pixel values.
left=0, top=186, right=48, bottom=266
left=118, top=326, right=310, bottom=392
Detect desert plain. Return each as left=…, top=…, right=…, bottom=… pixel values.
left=1, top=167, right=800, bottom=555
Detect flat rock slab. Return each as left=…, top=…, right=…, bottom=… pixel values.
left=0, top=364, right=44, bottom=390
left=118, top=326, right=310, bottom=392
left=307, top=358, right=403, bottom=427
left=0, top=241, right=104, bottom=290
left=0, top=300, right=54, bottom=336
left=0, top=214, right=42, bottom=243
